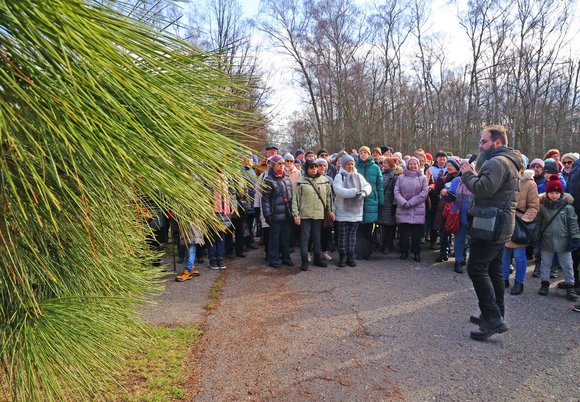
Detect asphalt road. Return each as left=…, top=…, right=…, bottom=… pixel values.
left=144, top=246, right=580, bottom=401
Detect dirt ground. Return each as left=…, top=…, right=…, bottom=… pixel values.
left=147, top=246, right=580, bottom=401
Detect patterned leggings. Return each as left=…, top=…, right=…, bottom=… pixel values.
left=338, top=221, right=359, bottom=256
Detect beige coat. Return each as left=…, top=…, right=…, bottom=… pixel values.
left=505, top=169, right=540, bottom=248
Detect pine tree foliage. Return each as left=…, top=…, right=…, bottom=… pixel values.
left=0, top=0, right=252, bottom=399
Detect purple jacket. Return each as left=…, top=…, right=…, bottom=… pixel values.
left=395, top=169, right=429, bottom=224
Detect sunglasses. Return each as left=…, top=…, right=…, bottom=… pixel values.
left=378, top=161, right=384, bottom=164
left=275, top=162, right=284, bottom=165
left=563, top=160, right=573, bottom=165
left=308, top=164, right=319, bottom=169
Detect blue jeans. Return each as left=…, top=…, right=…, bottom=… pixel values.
left=184, top=244, right=197, bottom=271
left=502, top=247, right=527, bottom=283
left=206, top=231, right=225, bottom=262
left=454, top=225, right=468, bottom=264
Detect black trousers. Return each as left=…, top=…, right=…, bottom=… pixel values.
left=300, top=219, right=322, bottom=258
left=467, top=242, right=505, bottom=324
left=399, top=223, right=423, bottom=254
left=381, top=224, right=397, bottom=251
left=355, top=223, right=374, bottom=258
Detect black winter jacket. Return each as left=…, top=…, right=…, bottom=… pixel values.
left=261, top=169, right=293, bottom=223
left=461, top=146, right=522, bottom=244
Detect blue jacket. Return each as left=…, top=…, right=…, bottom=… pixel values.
left=355, top=157, right=384, bottom=223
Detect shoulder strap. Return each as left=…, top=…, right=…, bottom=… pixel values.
left=307, top=179, right=327, bottom=209
left=540, top=204, right=567, bottom=237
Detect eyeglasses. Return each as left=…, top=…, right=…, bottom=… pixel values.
left=563, top=160, right=573, bottom=165
left=275, top=162, right=284, bottom=166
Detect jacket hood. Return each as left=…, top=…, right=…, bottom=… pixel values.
left=539, top=192, right=574, bottom=205
left=521, top=169, right=534, bottom=182
left=477, top=146, right=522, bottom=171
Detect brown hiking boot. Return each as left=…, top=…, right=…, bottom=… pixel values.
left=176, top=269, right=194, bottom=282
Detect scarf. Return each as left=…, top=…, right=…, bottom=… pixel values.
left=341, top=170, right=365, bottom=214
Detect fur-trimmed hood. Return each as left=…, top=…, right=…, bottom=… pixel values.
left=521, top=169, right=535, bottom=182
left=539, top=192, right=574, bottom=204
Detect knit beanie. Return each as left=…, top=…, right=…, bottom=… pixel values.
left=269, top=154, right=284, bottom=166
left=544, top=161, right=558, bottom=174
left=407, top=156, right=420, bottom=167
left=381, top=145, right=389, bottom=154
left=546, top=175, right=563, bottom=194
left=283, top=152, right=294, bottom=162
left=315, top=158, right=327, bottom=166
left=359, top=146, right=371, bottom=154
left=317, top=148, right=328, bottom=157
left=562, top=153, right=578, bottom=162
left=544, top=149, right=560, bottom=160
left=294, top=149, right=304, bottom=158
left=372, top=147, right=382, bottom=155
left=446, top=158, right=460, bottom=172
left=530, top=158, right=544, bottom=169
left=341, top=154, right=354, bottom=167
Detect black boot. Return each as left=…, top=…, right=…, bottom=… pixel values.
left=504, top=279, right=510, bottom=289
left=470, top=321, right=509, bottom=341
left=435, top=253, right=448, bottom=262
left=414, top=253, right=421, bottom=262
left=313, top=253, right=327, bottom=267
left=511, top=281, right=524, bottom=295
left=338, top=253, right=346, bottom=267
left=346, top=254, right=357, bottom=267
left=454, top=262, right=464, bottom=274
left=532, top=260, right=541, bottom=277
left=567, top=288, right=578, bottom=301
left=399, top=251, right=408, bottom=260
left=538, top=281, right=550, bottom=296
left=301, top=256, right=309, bottom=271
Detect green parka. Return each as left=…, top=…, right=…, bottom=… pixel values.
left=355, top=157, right=384, bottom=223
left=538, top=193, right=580, bottom=252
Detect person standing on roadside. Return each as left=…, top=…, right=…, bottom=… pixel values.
left=460, top=125, right=522, bottom=341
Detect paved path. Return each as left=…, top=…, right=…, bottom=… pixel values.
left=143, top=247, right=580, bottom=401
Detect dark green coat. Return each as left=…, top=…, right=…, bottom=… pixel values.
left=538, top=194, right=580, bottom=252
left=355, top=157, right=384, bottom=223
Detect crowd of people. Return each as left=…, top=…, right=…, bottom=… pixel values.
left=166, top=127, right=580, bottom=330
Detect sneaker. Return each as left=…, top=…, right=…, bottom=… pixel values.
left=217, top=259, right=227, bottom=269
left=208, top=260, right=219, bottom=270
left=175, top=269, right=194, bottom=282
left=308, top=253, right=312, bottom=262
left=322, top=251, right=332, bottom=261
left=572, top=304, right=580, bottom=312
left=549, top=266, right=558, bottom=279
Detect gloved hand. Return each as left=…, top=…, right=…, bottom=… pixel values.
left=568, top=238, right=580, bottom=251
left=403, top=202, right=412, bottom=209
left=355, top=190, right=365, bottom=199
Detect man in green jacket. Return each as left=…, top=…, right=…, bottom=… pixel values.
left=460, top=125, right=521, bottom=341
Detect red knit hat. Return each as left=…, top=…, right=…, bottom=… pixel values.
left=546, top=175, right=563, bottom=194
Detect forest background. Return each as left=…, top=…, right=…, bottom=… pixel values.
left=172, top=0, right=580, bottom=156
